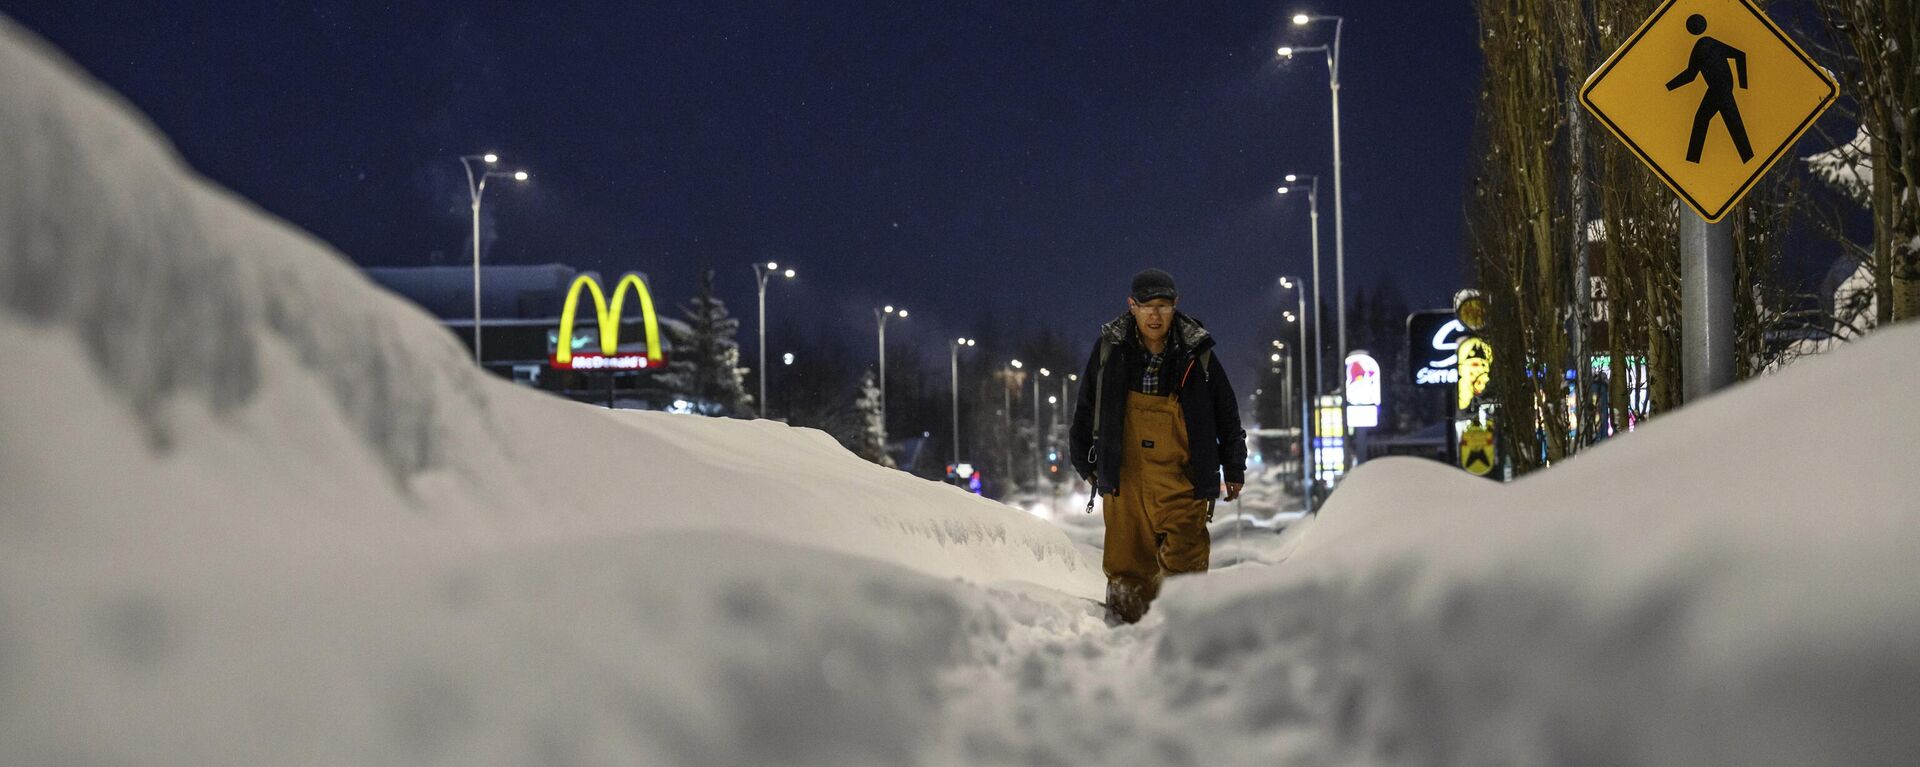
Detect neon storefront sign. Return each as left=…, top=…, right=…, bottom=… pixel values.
left=551, top=273, right=666, bottom=371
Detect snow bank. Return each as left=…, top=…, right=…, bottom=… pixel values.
left=1137, top=322, right=1920, bottom=765
left=0, top=16, right=1096, bottom=765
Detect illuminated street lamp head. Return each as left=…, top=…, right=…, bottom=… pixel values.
left=1285, top=174, right=1298, bottom=183
left=1280, top=277, right=1294, bottom=288
left=1277, top=187, right=1291, bottom=195
left=1069, top=374, right=1079, bottom=382
left=1040, top=368, right=1051, bottom=377
left=512, top=171, right=529, bottom=182
left=884, top=305, right=894, bottom=313
left=1272, top=353, right=1283, bottom=363
left=1277, top=46, right=1294, bottom=58
left=1011, top=359, right=1023, bottom=369
left=483, top=153, right=498, bottom=164
left=1048, top=395, right=1058, bottom=405
left=1293, top=13, right=1311, bottom=25
left=783, top=269, right=795, bottom=278
left=766, top=261, right=779, bottom=271
left=898, top=309, right=908, bottom=318
left=967, top=339, right=976, bottom=347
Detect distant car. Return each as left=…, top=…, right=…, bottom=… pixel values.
left=944, top=462, right=985, bottom=495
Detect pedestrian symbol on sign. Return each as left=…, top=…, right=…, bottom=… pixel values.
left=1667, top=15, right=1753, bottom=164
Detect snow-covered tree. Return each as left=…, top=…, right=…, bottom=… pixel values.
left=851, top=371, right=894, bottom=467
left=658, top=269, right=754, bottom=417
left=1814, top=0, right=1919, bottom=324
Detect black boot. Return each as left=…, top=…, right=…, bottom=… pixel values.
left=1106, top=578, right=1149, bottom=624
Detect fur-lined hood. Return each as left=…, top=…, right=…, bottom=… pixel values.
left=1098, top=311, right=1214, bottom=352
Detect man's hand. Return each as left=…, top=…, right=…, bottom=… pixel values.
left=1222, top=482, right=1243, bottom=502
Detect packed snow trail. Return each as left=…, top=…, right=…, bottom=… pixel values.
left=5, top=14, right=1920, bottom=766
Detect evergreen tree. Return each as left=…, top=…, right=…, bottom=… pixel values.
left=852, top=370, right=894, bottom=467
left=659, top=269, right=754, bottom=416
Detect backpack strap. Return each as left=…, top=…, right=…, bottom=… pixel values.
left=1085, top=339, right=1113, bottom=513
left=1089, top=339, right=1113, bottom=451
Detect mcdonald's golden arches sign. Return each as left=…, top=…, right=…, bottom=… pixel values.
left=551, top=273, right=666, bottom=371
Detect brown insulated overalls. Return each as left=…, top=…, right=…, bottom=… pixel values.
left=1102, top=390, right=1211, bottom=622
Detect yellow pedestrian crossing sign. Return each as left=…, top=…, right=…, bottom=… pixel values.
left=1459, top=423, right=1496, bottom=476
left=1581, top=0, right=1837, bottom=223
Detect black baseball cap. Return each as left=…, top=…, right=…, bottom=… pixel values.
left=1130, top=268, right=1178, bottom=302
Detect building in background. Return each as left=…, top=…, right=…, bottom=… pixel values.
left=364, top=264, right=681, bottom=408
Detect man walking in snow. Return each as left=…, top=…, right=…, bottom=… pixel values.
left=1070, top=268, right=1246, bottom=623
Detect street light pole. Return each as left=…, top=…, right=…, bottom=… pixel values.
left=1005, top=360, right=1021, bottom=480
left=1280, top=277, right=1313, bottom=514
left=875, top=305, right=907, bottom=428
left=1061, top=375, right=1075, bottom=423
left=459, top=153, right=528, bottom=366
left=1282, top=11, right=1348, bottom=375
left=1284, top=355, right=1294, bottom=432
left=752, top=262, right=795, bottom=418
left=1270, top=342, right=1292, bottom=431
left=1035, top=368, right=1050, bottom=491
left=1006, top=360, right=1022, bottom=426
left=1280, top=175, right=1323, bottom=395
left=950, top=337, right=976, bottom=466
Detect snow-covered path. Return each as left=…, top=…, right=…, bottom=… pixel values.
left=919, top=521, right=1322, bottom=766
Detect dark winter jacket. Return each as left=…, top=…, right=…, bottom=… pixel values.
left=1069, top=312, right=1248, bottom=499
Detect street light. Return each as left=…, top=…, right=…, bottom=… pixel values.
left=1278, top=276, right=1313, bottom=514
left=1034, top=368, right=1051, bottom=490
left=1006, top=361, right=1021, bottom=474
left=874, top=305, right=908, bottom=430
left=1279, top=11, right=1350, bottom=378
left=752, top=262, right=795, bottom=418
left=458, top=153, right=529, bottom=365
left=950, top=337, right=976, bottom=465
left=1278, top=175, right=1324, bottom=395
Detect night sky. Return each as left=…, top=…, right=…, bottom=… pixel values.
left=2, top=0, right=1481, bottom=381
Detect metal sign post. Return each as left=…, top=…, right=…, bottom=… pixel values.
left=1680, top=212, right=1736, bottom=401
